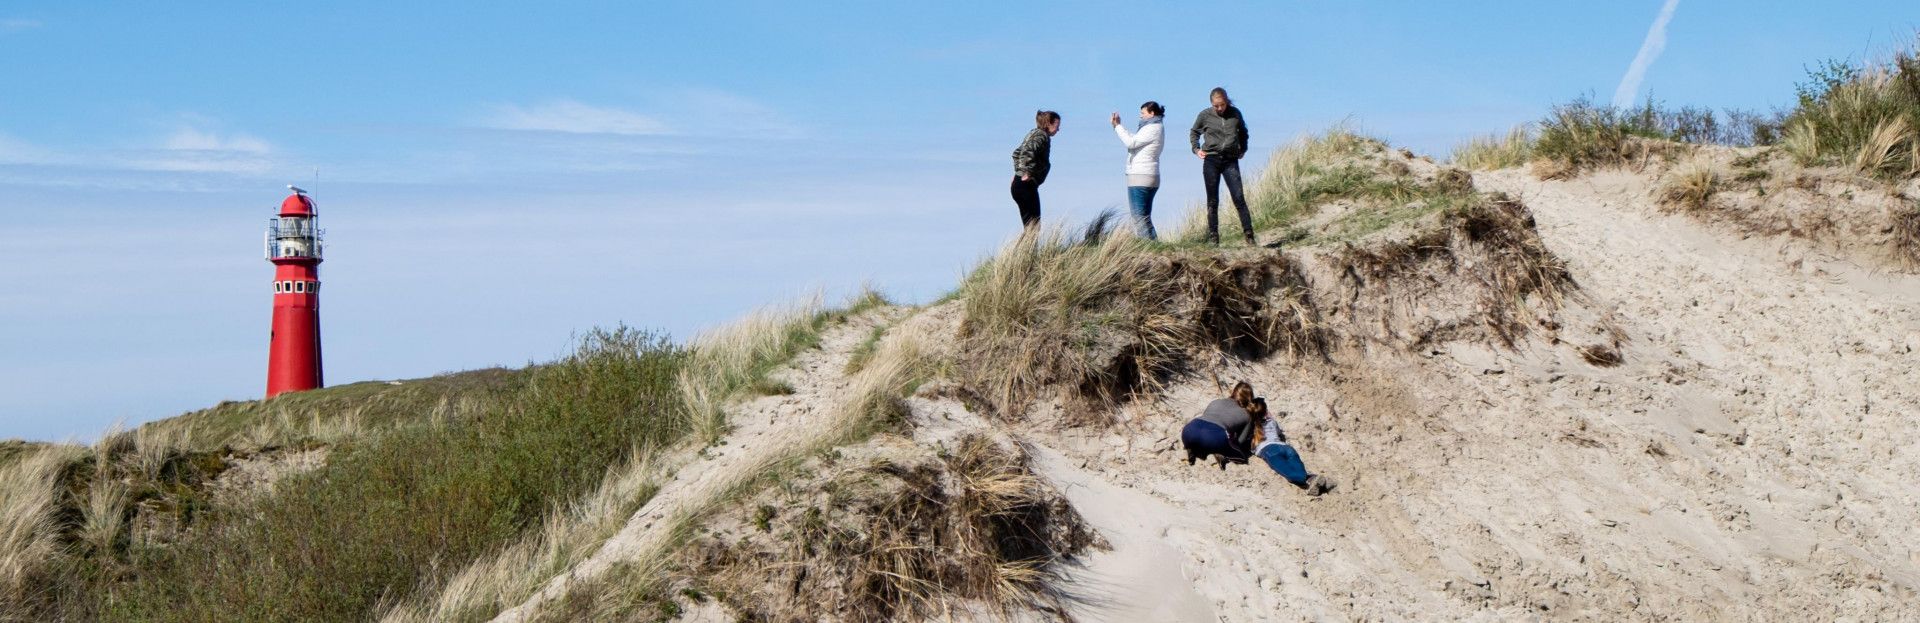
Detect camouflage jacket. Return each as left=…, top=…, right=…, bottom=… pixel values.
left=1011, top=127, right=1052, bottom=184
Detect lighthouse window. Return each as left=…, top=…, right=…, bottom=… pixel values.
left=273, top=282, right=281, bottom=293
left=293, top=281, right=304, bottom=293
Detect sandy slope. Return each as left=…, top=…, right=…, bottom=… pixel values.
left=510, top=165, right=1919, bottom=622
left=492, top=308, right=908, bottom=623
left=1008, top=167, right=1920, bottom=621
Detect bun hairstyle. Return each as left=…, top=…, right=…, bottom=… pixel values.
left=1229, top=381, right=1255, bottom=410
left=1209, top=87, right=1232, bottom=107
left=1035, top=110, right=1061, bottom=128
left=1141, top=101, right=1164, bottom=116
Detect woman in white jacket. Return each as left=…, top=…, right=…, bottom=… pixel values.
left=1110, top=101, right=1165, bottom=240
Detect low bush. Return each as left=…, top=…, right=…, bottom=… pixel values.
left=1779, top=52, right=1920, bottom=178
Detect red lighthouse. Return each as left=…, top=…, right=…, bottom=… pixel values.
left=265, top=186, right=324, bottom=397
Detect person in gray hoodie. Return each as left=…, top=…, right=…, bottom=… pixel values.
left=1011, top=110, right=1061, bottom=228
left=1181, top=381, right=1259, bottom=469
left=1190, top=87, right=1254, bottom=245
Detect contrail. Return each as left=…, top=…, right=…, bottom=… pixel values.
left=1612, top=0, right=1681, bottom=109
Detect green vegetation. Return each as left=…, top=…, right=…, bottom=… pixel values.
left=678, top=288, right=890, bottom=442
left=143, top=368, right=523, bottom=453
left=379, top=292, right=891, bottom=622
left=1458, top=39, right=1920, bottom=182
left=1779, top=52, right=1920, bottom=178
left=842, top=323, right=889, bottom=374
left=534, top=322, right=940, bottom=621
left=1172, top=127, right=1381, bottom=242
left=91, top=328, right=683, bottom=622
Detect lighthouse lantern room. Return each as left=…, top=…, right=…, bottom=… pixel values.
left=265, top=186, right=325, bottom=397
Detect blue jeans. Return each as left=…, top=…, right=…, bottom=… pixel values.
left=1127, top=186, right=1159, bottom=240
left=1181, top=419, right=1249, bottom=463
left=1257, top=443, right=1311, bottom=487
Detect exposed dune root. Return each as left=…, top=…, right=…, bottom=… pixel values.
left=676, top=434, right=1100, bottom=622
left=1332, top=193, right=1577, bottom=348
left=1893, top=200, right=1920, bottom=270
left=958, top=193, right=1593, bottom=425
left=957, top=239, right=1332, bottom=423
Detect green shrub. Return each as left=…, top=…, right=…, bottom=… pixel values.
left=1779, top=48, right=1920, bottom=178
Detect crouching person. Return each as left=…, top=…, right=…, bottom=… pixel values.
left=1182, top=382, right=1259, bottom=469
left=1250, top=398, right=1335, bottom=496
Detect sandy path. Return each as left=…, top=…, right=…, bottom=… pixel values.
left=491, top=308, right=904, bottom=623
left=1017, top=168, right=1920, bottom=621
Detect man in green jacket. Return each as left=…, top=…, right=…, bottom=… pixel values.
left=1190, top=87, right=1254, bottom=245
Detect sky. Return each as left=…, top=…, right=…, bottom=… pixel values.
left=2, top=1, right=1914, bottom=440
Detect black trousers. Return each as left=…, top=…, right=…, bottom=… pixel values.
left=1203, top=156, right=1253, bottom=242
left=1010, top=176, right=1042, bottom=227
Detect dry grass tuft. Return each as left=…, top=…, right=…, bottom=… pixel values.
left=78, top=478, right=129, bottom=557
left=1657, top=158, right=1725, bottom=213
left=678, top=434, right=1098, bottom=623
left=1855, top=116, right=1915, bottom=175
left=0, top=446, right=83, bottom=616
left=1452, top=126, right=1535, bottom=170
left=957, top=226, right=1163, bottom=415
left=1779, top=45, right=1920, bottom=179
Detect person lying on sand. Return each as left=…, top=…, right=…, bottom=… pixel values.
left=1250, top=398, right=1336, bottom=496
left=1182, top=381, right=1259, bottom=469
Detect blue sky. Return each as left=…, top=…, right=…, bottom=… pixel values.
left=2, top=1, right=1914, bottom=440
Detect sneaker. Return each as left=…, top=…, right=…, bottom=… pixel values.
left=1305, top=475, right=1338, bottom=496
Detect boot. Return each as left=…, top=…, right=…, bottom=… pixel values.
left=1304, top=475, right=1338, bottom=496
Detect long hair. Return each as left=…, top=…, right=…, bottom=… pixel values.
left=1229, top=381, right=1255, bottom=410
left=1034, top=110, right=1061, bottom=128
left=1209, top=87, right=1232, bottom=107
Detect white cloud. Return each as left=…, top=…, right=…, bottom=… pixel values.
left=674, top=89, right=806, bottom=140
left=0, top=133, right=60, bottom=165
left=163, top=128, right=272, bottom=154
left=0, top=124, right=277, bottom=177
left=1612, top=0, right=1681, bottom=109
left=0, top=18, right=42, bottom=33
left=480, top=100, right=673, bottom=135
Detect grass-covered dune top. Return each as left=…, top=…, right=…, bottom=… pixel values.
left=0, top=289, right=889, bottom=622
left=1450, top=40, right=1920, bottom=270
left=2, top=329, right=684, bottom=621
left=1456, top=40, right=1920, bottom=181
